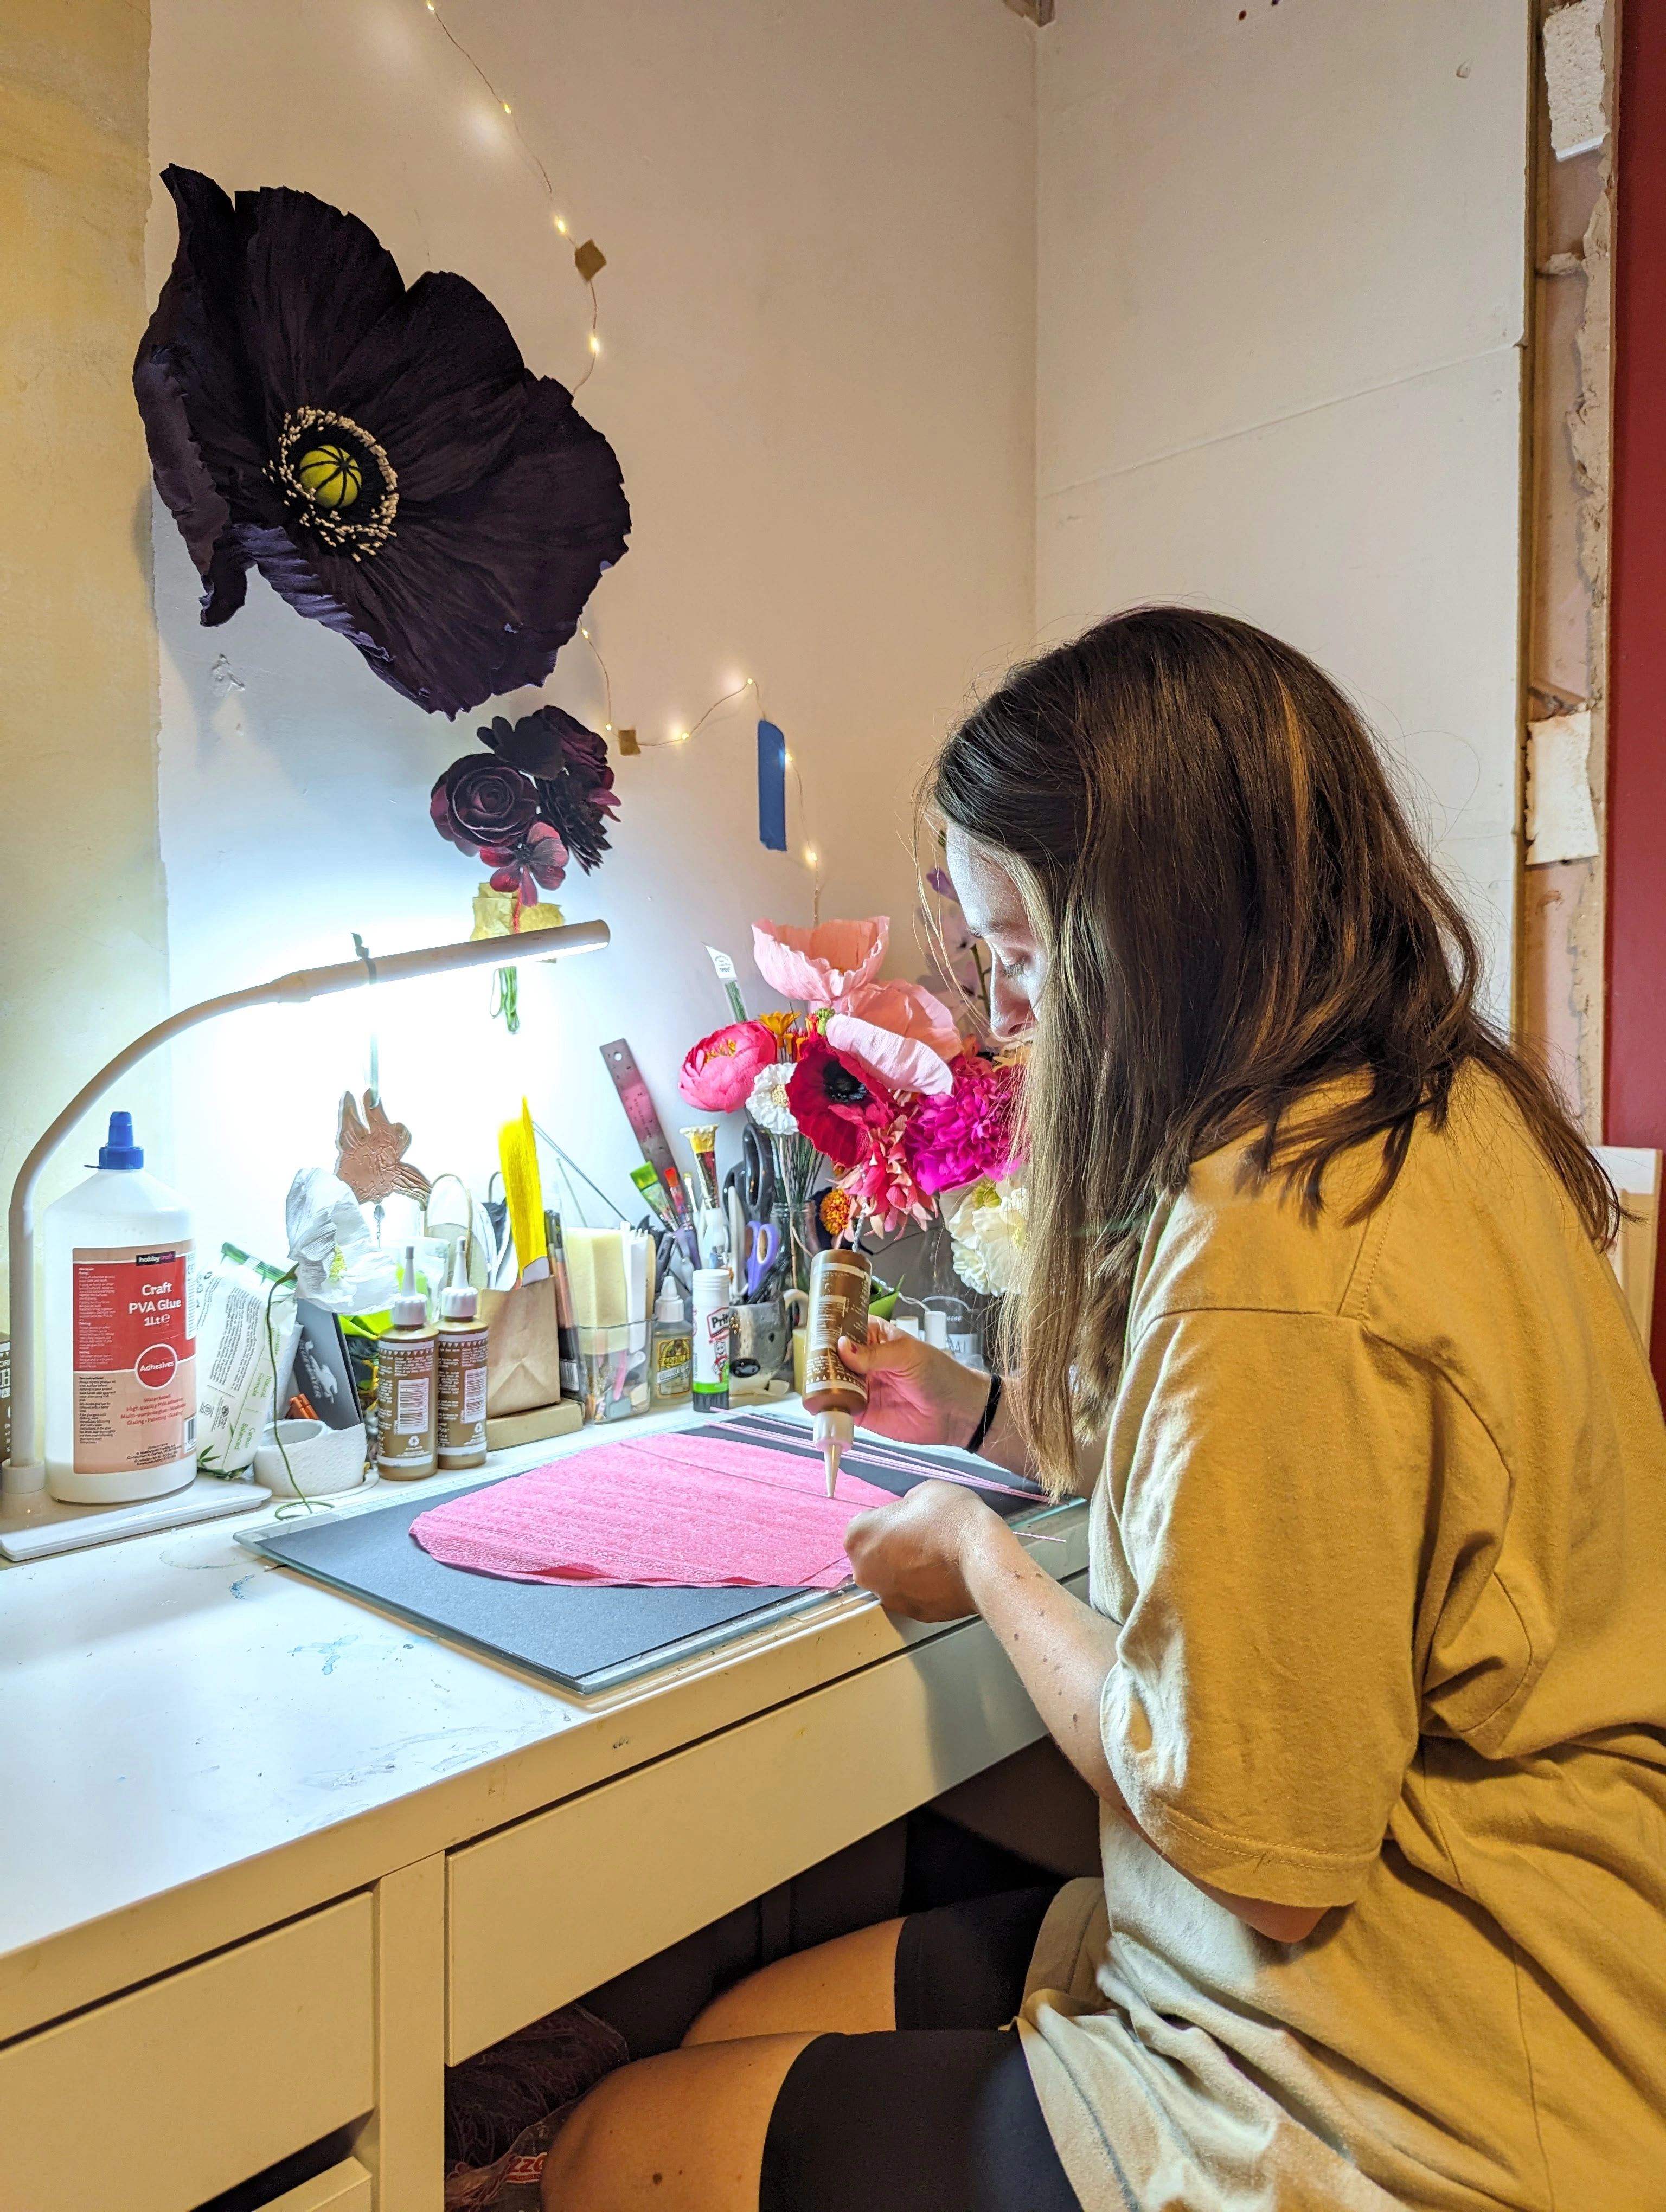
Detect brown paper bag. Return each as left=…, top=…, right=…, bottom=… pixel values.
left=480, top=1276, right=564, bottom=1418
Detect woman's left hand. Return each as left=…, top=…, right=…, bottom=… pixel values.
left=843, top=1478, right=1005, bottom=1621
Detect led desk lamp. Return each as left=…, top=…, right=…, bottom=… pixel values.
left=1, top=920, right=608, bottom=1560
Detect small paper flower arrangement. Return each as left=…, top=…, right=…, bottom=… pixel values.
left=134, top=167, right=631, bottom=718
left=432, top=704, right=619, bottom=902
left=677, top=915, right=1023, bottom=1268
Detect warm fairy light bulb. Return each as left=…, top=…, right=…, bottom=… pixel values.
left=503, top=102, right=512, bottom=114
left=805, top=847, right=818, bottom=869
left=554, top=216, right=568, bottom=233
left=784, top=750, right=793, bottom=765
left=580, top=627, right=591, bottom=640
left=588, top=333, right=601, bottom=355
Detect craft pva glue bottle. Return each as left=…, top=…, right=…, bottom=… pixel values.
left=42, top=1110, right=198, bottom=1504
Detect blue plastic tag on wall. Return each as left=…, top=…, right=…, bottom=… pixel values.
left=757, top=719, right=788, bottom=851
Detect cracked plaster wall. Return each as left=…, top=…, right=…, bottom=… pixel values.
left=0, top=1, right=170, bottom=1338
left=1522, top=0, right=1616, bottom=1137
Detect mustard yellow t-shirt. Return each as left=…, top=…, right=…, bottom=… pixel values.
left=1018, top=1068, right=1666, bottom=2211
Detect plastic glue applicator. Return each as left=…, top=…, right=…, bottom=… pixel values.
left=802, top=1247, right=873, bottom=1497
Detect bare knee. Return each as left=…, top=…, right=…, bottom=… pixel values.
left=685, top=1917, right=902, bottom=2045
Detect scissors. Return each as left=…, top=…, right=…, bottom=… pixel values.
left=744, top=1217, right=783, bottom=1300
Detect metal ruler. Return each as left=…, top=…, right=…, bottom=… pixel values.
left=599, top=1039, right=690, bottom=1226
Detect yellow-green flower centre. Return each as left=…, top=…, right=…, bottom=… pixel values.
left=272, top=407, right=398, bottom=560
left=296, top=444, right=362, bottom=509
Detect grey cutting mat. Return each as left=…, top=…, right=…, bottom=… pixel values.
left=242, top=1413, right=1046, bottom=1696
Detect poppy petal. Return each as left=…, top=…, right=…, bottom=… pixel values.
left=824, top=1014, right=954, bottom=1097
left=233, top=185, right=406, bottom=427
left=307, top=382, right=629, bottom=714
left=330, top=271, right=526, bottom=500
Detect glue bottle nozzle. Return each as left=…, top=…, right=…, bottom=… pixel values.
left=813, top=1409, right=855, bottom=1499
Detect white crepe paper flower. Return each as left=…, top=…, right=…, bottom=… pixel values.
left=942, top=1172, right=1027, bottom=1296
left=746, top=1062, right=800, bottom=1138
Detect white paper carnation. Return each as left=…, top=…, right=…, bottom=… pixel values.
left=942, top=1172, right=1027, bottom=1296
left=746, top=1062, right=799, bottom=1137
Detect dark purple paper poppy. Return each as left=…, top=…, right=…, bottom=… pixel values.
left=134, top=167, right=631, bottom=717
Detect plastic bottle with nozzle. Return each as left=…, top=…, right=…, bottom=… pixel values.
left=803, top=1248, right=873, bottom=1496
left=812, top=1408, right=855, bottom=1498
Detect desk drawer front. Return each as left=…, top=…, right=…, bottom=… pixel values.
left=447, top=1618, right=1043, bottom=2060
left=0, top=1895, right=374, bottom=2212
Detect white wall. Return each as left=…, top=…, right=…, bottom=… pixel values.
left=1037, top=0, right=1531, bottom=1018
left=146, top=0, right=1036, bottom=1262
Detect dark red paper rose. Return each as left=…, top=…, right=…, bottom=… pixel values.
left=134, top=167, right=630, bottom=717
left=786, top=1036, right=894, bottom=1171
left=430, top=755, right=539, bottom=855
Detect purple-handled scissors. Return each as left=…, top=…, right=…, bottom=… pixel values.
left=745, top=1219, right=783, bottom=1300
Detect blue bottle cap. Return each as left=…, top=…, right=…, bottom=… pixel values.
left=98, top=1110, right=144, bottom=1171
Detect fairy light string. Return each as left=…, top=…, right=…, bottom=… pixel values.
left=420, top=0, right=604, bottom=388
left=414, top=0, right=822, bottom=916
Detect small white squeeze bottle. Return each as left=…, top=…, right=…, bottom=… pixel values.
left=42, top=1110, right=197, bottom=1503
left=437, top=1245, right=489, bottom=1470
left=376, top=1246, right=439, bottom=1478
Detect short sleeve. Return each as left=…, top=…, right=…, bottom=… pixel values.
left=1100, top=1309, right=1433, bottom=1908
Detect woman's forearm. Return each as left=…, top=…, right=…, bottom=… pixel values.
left=961, top=1512, right=1129, bottom=1807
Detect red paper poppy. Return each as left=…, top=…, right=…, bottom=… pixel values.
left=786, top=1036, right=894, bottom=1171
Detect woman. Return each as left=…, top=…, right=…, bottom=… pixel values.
left=544, top=609, right=1666, bottom=2210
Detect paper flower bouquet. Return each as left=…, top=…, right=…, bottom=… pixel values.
left=679, top=916, right=1024, bottom=1294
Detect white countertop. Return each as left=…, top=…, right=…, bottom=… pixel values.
left=0, top=1404, right=1084, bottom=2041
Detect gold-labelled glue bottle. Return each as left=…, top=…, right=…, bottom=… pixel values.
left=376, top=1245, right=438, bottom=1479
left=803, top=1246, right=873, bottom=1495
left=437, top=1246, right=489, bottom=1469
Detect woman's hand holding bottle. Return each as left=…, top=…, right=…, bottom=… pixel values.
left=835, top=1319, right=994, bottom=1450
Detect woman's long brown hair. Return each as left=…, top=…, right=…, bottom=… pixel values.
left=928, top=608, right=1618, bottom=1490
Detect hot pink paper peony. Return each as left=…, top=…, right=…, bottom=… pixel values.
left=680, top=1020, right=779, bottom=1113
left=752, top=917, right=887, bottom=1004
left=903, top=1052, right=1021, bottom=1193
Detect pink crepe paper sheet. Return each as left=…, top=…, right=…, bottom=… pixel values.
left=409, top=1431, right=898, bottom=1589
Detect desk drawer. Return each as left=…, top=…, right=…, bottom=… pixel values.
left=448, top=1617, right=1043, bottom=2060
left=0, top=1894, right=374, bottom=2212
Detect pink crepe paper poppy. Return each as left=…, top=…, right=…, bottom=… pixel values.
left=679, top=1020, right=779, bottom=1114
left=828, top=978, right=962, bottom=1097
left=752, top=917, right=888, bottom=1005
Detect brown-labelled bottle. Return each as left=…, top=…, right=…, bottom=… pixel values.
left=376, top=1245, right=438, bottom=1479
left=437, top=1246, right=489, bottom=1469
left=803, top=1246, right=872, bottom=1494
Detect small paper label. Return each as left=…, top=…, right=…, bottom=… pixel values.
left=395, top=1376, right=431, bottom=1433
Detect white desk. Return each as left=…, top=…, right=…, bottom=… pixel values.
left=0, top=1410, right=1084, bottom=2212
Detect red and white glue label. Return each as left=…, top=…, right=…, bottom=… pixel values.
left=72, top=1243, right=197, bottom=1474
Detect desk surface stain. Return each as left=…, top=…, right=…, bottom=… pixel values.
left=291, top=1634, right=359, bottom=1674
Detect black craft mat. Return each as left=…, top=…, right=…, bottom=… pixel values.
left=242, top=1413, right=1046, bottom=1695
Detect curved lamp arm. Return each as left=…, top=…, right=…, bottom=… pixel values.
left=2, top=920, right=608, bottom=1494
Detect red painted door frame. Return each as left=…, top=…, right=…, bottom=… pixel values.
left=1607, top=1, right=1666, bottom=1384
